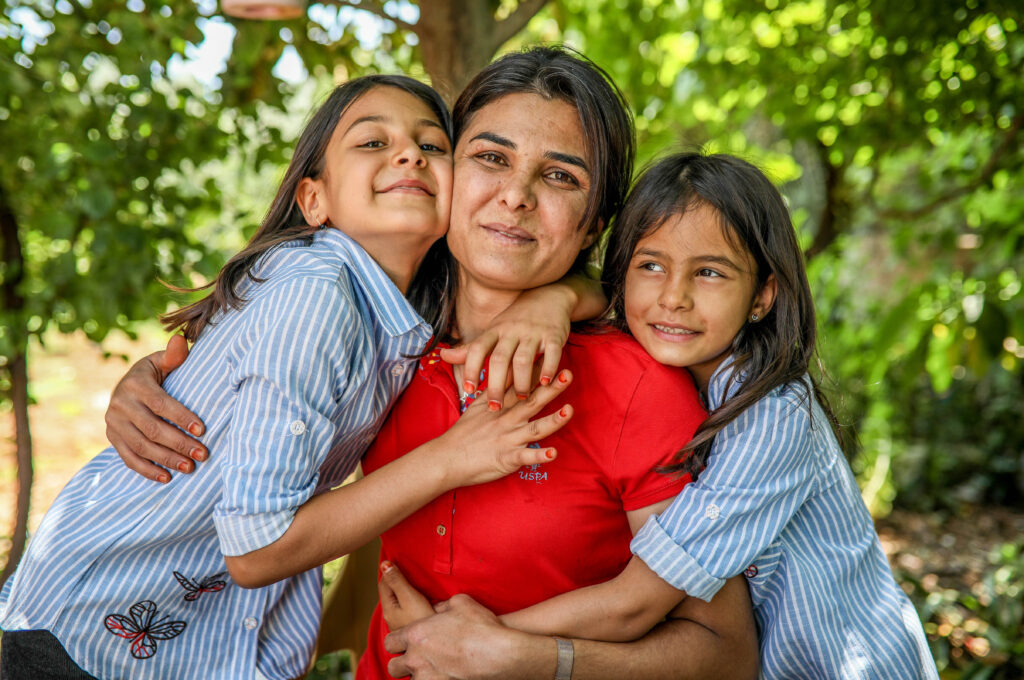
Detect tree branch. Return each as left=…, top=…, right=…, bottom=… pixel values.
left=492, top=0, right=550, bottom=48
left=805, top=142, right=844, bottom=260
left=877, top=112, right=1024, bottom=221
left=326, top=0, right=418, bottom=34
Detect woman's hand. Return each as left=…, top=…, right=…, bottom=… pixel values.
left=104, top=334, right=207, bottom=483
left=433, top=369, right=574, bottom=489
left=441, top=286, right=576, bottom=408
left=379, top=561, right=435, bottom=631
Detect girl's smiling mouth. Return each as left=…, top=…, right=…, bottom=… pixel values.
left=379, top=178, right=434, bottom=195
left=651, top=323, right=699, bottom=340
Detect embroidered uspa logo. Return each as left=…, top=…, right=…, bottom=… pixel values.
left=519, top=463, right=548, bottom=483
left=173, top=571, right=228, bottom=602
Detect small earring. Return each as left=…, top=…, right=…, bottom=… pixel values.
left=750, top=313, right=759, bottom=322
left=317, top=218, right=330, bottom=230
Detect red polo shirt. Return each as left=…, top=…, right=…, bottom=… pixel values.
left=357, top=330, right=705, bottom=679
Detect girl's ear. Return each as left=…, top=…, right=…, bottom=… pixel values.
left=751, top=273, right=778, bottom=320
left=295, top=177, right=325, bottom=227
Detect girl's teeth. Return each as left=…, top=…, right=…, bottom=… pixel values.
left=654, top=324, right=694, bottom=335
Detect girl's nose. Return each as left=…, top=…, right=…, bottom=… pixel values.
left=658, top=278, right=691, bottom=311
left=395, top=142, right=427, bottom=168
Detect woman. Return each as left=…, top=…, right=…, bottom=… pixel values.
left=103, top=47, right=759, bottom=678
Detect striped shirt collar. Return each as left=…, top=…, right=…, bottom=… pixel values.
left=291, top=228, right=431, bottom=339
left=706, top=355, right=743, bottom=409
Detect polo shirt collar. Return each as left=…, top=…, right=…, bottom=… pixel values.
left=706, top=355, right=745, bottom=410
left=315, top=228, right=431, bottom=339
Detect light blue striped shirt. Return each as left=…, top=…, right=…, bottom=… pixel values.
left=0, top=228, right=432, bottom=679
left=631, top=362, right=938, bottom=679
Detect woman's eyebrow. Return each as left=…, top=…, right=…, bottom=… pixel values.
left=544, top=151, right=588, bottom=171
left=470, top=131, right=515, bottom=148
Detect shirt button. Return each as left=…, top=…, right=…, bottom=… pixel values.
left=289, top=420, right=306, bottom=436
left=391, top=364, right=405, bottom=377
left=243, top=617, right=259, bottom=630
left=744, top=564, right=759, bottom=578
left=436, top=524, right=446, bottom=536
left=705, top=504, right=720, bottom=520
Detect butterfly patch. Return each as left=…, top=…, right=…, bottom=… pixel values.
left=104, top=600, right=186, bottom=659
left=173, top=570, right=227, bottom=602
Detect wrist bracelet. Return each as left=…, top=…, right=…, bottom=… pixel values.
left=554, top=637, right=574, bottom=680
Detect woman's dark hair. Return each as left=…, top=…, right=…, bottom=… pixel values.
left=163, top=75, right=452, bottom=341
left=603, top=152, right=845, bottom=480
left=416, top=45, right=636, bottom=344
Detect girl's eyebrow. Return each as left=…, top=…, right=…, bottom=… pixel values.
left=346, top=115, right=443, bottom=134
left=469, top=132, right=588, bottom=171
left=632, top=248, right=744, bottom=271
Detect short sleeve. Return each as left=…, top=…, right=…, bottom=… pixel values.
left=213, top=275, right=362, bottom=557
left=631, top=391, right=819, bottom=601
left=611, top=363, right=705, bottom=511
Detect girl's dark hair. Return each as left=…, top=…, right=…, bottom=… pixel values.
left=162, top=75, right=453, bottom=341
left=419, top=45, right=636, bottom=344
left=603, top=152, right=844, bottom=480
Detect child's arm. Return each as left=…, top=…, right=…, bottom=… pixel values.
left=224, top=371, right=575, bottom=588
left=441, top=273, right=606, bottom=407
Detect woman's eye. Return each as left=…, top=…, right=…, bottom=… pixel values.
left=547, top=169, right=579, bottom=186
left=476, top=151, right=505, bottom=165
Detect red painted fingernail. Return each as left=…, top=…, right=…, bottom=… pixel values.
left=463, top=381, right=476, bottom=394
left=380, top=560, right=394, bottom=574
left=158, top=474, right=171, bottom=484
left=177, top=461, right=192, bottom=473
left=188, top=423, right=203, bottom=436
left=517, top=393, right=528, bottom=400
left=540, top=376, right=551, bottom=386
left=488, top=400, right=501, bottom=411
left=558, top=370, right=569, bottom=383
left=559, top=406, right=569, bottom=417
left=545, top=448, right=556, bottom=459
left=190, top=448, right=206, bottom=462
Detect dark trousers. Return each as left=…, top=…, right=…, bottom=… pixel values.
left=1, top=630, right=99, bottom=679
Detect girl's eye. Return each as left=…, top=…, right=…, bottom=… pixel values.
left=639, top=261, right=665, bottom=273
left=359, top=140, right=385, bottom=149
left=697, top=268, right=723, bottom=278
left=420, top=142, right=445, bottom=153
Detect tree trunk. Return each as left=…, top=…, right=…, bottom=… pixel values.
left=414, top=0, right=550, bottom=99
left=0, top=183, right=32, bottom=589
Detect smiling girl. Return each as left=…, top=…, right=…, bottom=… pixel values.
left=0, top=75, right=577, bottom=680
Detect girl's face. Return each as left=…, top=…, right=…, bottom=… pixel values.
left=300, top=86, right=453, bottom=255
left=624, top=204, right=776, bottom=391
left=446, top=93, right=598, bottom=293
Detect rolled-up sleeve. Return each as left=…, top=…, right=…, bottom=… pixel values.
left=631, top=389, right=820, bottom=601
left=214, top=275, right=358, bottom=556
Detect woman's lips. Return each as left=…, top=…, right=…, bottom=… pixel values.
left=481, top=223, right=535, bottom=243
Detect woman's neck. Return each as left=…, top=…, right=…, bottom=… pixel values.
left=452, top=270, right=522, bottom=344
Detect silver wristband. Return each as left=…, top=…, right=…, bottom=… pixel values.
left=554, top=637, right=574, bottom=680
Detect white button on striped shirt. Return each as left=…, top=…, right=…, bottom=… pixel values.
left=632, top=362, right=938, bottom=679
left=0, top=228, right=431, bottom=680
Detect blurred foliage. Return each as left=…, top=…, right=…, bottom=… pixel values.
left=902, top=541, right=1024, bottom=678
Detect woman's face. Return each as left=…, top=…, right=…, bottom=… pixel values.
left=447, top=93, right=597, bottom=293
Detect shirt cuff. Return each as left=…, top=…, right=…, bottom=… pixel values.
left=214, top=507, right=296, bottom=557
left=630, top=514, right=725, bottom=602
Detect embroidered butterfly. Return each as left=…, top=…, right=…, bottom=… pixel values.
left=104, top=600, right=186, bottom=660
left=173, top=570, right=228, bottom=602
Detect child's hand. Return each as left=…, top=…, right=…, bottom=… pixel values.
left=379, top=560, right=435, bottom=631
left=441, top=286, right=574, bottom=407
left=435, top=369, right=574, bottom=489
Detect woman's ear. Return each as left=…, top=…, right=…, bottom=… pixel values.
left=581, top=219, right=605, bottom=250
left=295, top=177, right=324, bottom=227
left=751, top=274, right=778, bottom=320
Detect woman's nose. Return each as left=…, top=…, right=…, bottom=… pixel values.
left=498, top=173, right=536, bottom=211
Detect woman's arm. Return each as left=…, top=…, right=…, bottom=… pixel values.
left=441, top=273, right=606, bottom=405
left=225, top=372, right=576, bottom=588
left=385, top=587, right=759, bottom=680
